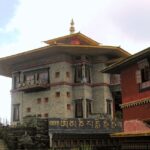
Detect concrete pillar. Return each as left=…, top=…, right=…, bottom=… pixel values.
left=12, top=73, right=15, bottom=90
left=82, top=84, right=87, bottom=118
left=82, top=63, right=86, bottom=83
left=83, top=98, right=87, bottom=118
left=48, top=67, right=50, bottom=84
left=49, top=133, right=53, bottom=148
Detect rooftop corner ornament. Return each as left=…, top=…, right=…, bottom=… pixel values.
left=70, top=19, right=75, bottom=34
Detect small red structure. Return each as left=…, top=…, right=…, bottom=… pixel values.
left=104, top=47, right=150, bottom=133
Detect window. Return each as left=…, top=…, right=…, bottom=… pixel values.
left=39, top=72, right=48, bottom=83
left=86, top=100, right=92, bottom=117
left=85, top=65, right=91, bottom=83
left=106, top=100, right=112, bottom=115
left=75, top=100, right=83, bottom=118
left=44, top=97, right=49, bottom=103
left=23, top=68, right=49, bottom=86
left=74, top=65, right=82, bottom=83
left=141, top=67, right=150, bottom=82
left=67, top=104, right=71, bottom=110
left=44, top=113, right=48, bottom=118
left=56, top=92, right=60, bottom=97
left=66, top=72, right=70, bottom=78
left=37, top=98, right=41, bottom=104
left=14, top=73, right=20, bottom=89
left=66, top=92, right=70, bottom=97
left=25, top=74, right=35, bottom=84
left=136, top=58, right=150, bottom=90
left=74, top=64, right=91, bottom=83
left=26, top=107, right=31, bottom=112
left=13, top=104, right=20, bottom=121
left=55, top=72, right=60, bottom=78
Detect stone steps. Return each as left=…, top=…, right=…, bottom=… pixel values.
left=0, top=139, right=8, bottom=150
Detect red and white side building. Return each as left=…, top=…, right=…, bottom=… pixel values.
left=104, top=47, right=150, bottom=149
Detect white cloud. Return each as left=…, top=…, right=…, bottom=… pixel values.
left=1, top=0, right=150, bottom=55
left=4, top=0, right=112, bottom=50
left=108, top=0, right=150, bottom=40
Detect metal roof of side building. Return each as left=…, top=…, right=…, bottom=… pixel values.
left=103, top=47, right=150, bottom=74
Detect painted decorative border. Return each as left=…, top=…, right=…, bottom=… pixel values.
left=121, top=97, right=150, bottom=109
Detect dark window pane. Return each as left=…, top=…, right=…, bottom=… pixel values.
left=107, top=100, right=112, bottom=115
left=75, top=101, right=83, bottom=118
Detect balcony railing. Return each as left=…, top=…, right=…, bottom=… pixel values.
left=14, top=80, right=50, bottom=92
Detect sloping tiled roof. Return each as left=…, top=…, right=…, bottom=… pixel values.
left=44, top=32, right=100, bottom=46
left=0, top=33, right=130, bottom=77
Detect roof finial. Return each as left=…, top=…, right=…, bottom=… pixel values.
left=70, top=19, right=75, bottom=34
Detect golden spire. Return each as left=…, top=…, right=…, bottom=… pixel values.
left=70, top=19, right=75, bottom=34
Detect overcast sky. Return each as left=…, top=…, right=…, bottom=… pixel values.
left=0, top=0, right=150, bottom=122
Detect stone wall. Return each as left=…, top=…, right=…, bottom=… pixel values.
left=11, top=54, right=114, bottom=123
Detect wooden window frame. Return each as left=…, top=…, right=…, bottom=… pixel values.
left=106, top=99, right=112, bottom=115
left=74, top=65, right=82, bottom=83
left=85, top=64, right=91, bottom=83
left=38, top=72, right=49, bottom=83
left=86, top=100, right=92, bottom=117
left=75, top=100, right=83, bottom=118
left=25, top=74, right=35, bottom=84
left=136, top=58, right=150, bottom=91
left=14, top=73, right=20, bottom=89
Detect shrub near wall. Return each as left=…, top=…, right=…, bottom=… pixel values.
left=0, top=117, right=49, bottom=150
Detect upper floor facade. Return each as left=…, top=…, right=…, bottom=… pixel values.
left=104, top=47, right=150, bottom=132
left=11, top=54, right=119, bottom=123
left=0, top=32, right=130, bottom=125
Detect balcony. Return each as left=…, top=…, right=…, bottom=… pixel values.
left=15, top=80, right=50, bottom=92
